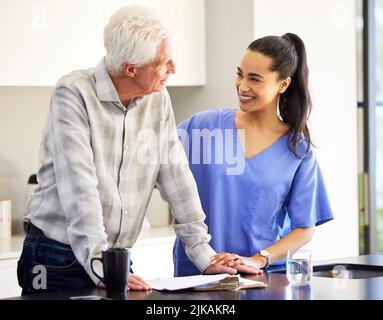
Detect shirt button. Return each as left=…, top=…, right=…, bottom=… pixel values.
left=124, top=144, right=128, bottom=150
left=116, top=241, right=121, bottom=247
left=123, top=210, right=128, bottom=215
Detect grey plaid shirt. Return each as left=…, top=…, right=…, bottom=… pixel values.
left=27, top=58, right=216, bottom=285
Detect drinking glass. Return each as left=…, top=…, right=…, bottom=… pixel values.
left=286, top=249, right=312, bottom=284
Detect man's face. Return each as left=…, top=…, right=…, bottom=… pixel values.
left=135, top=39, right=176, bottom=94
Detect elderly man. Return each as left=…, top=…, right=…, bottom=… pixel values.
left=17, top=5, right=237, bottom=294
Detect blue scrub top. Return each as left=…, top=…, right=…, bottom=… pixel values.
left=173, top=109, right=334, bottom=276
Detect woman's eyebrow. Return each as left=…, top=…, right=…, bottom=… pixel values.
left=237, top=67, right=263, bottom=79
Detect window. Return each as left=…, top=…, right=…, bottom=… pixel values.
left=357, top=0, right=383, bottom=253
left=375, top=0, right=383, bottom=252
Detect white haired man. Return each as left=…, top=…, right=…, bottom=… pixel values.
left=17, top=5, right=237, bottom=294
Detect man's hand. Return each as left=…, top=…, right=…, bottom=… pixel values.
left=98, top=272, right=151, bottom=291
left=127, top=273, right=151, bottom=291
left=209, top=252, right=263, bottom=275
left=203, top=263, right=238, bottom=275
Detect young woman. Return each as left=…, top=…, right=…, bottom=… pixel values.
left=173, top=33, right=334, bottom=276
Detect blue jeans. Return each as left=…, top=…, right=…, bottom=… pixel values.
left=17, top=235, right=95, bottom=295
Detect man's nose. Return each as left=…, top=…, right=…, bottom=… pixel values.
left=168, top=59, right=176, bottom=74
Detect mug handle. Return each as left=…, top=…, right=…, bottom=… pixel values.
left=90, top=257, right=104, bottom=283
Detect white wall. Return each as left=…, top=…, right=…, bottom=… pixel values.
left=168, top=0, right=255, bottom=121
left=0, top=87, right=52, bottom=233
left=252, top=0, right=359, bottom=260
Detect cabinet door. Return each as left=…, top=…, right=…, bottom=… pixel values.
left=130, top=239, right=175, bottom=279
left=0, top=0, right=104, bottom=85
left=0, top=0, right=205, bottom=86
left=103, top=0, right=206, bottom=86
left=0, top=258, right=21, bottom=299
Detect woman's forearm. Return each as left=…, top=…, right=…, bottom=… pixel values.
left=253, top=226, right=315, bottom=266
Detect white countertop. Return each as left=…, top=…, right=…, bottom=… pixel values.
left=0, top=225, right=175, bottom=261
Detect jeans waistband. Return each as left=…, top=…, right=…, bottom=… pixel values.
left=23, top=220, right=46, bottom=238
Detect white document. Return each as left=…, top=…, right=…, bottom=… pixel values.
left=147, top=274, right=231, bottom=291
left=147, top=274, right=266, bottom=291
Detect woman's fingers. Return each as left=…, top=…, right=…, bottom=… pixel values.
left=210, top=253, right=265, bottom=276
left=234, top=264, right=264, bottom=275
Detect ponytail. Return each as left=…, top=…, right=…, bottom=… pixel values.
left=280, top=33, right=312, bottom=157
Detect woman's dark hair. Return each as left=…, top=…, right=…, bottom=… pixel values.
left=247, top=33, right=312, bottom=157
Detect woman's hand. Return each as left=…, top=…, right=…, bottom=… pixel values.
left=210, top=252, right=263, bottom=275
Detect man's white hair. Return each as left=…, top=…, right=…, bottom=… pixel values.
left=104, top=5, right=172, bottom=75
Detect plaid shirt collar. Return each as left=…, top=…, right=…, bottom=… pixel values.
left=94, top=57, right=120, bottom=102
left=94, top=57, right=144, bottom=108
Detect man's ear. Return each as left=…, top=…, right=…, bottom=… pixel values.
left=122, top=63, right=136, bottom=78
left=279, top=77, right=291, bottom=94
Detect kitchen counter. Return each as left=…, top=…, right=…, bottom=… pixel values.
left=6, top=254, right=383, bottom=300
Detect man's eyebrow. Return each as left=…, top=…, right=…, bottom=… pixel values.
left=237, top=67, right=263, bottom=79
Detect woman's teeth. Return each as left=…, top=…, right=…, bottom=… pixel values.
left=240, top=95, right=256, bottom=102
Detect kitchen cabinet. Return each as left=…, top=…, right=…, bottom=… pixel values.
left=0, top=228, right=175, bottom=298
left=0, top=258, right=21, bottom=299
left=131, top=227, right=175, bottom=279
left=0, top=0, right=205, bottom=86
left=0, top=0, right=105, bottom=86
left=0, top=236, right=24, bottom=299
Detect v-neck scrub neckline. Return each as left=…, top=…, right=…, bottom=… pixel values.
left=230, top=110, right=289, bottom=162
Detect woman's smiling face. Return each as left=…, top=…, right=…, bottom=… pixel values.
left=236, top=50, right=286, bottom=113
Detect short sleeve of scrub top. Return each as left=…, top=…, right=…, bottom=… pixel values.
left=285, top=148, right=333, bottom=230
left=173, top=109, right=334, bottom=277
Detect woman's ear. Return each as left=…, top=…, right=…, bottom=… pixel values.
left=122, top=63, right=137, bottom=78
left=279, top=77, right=291, bottom=94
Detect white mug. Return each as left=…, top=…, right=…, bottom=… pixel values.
left=0, top=199, right=12, bottom=239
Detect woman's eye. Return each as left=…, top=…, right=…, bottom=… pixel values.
left=236, top=72, right=243, bottom=77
